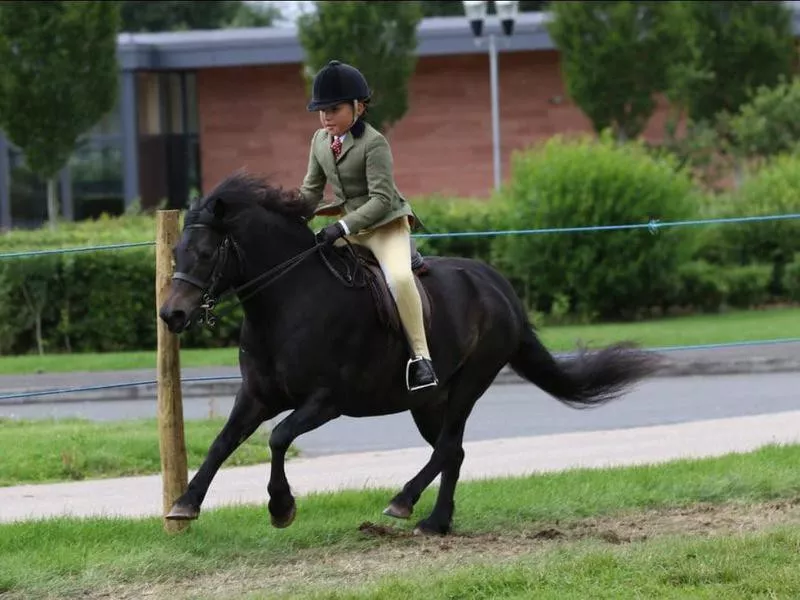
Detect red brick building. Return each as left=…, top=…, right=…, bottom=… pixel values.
left=121, top=11, right=679, bottom=211
left=195, top=51, right=675, bottom=202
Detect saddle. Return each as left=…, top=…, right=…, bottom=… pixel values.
left=324, top=243, right=433, bottom=336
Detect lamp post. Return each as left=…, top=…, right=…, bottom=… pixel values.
left=463, top=0, right=519, bottom=192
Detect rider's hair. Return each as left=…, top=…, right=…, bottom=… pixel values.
left=350, top=99, right=370, bottom=139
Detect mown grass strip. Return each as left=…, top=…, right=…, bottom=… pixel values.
left=1, top=307, right=798, bottom=375
left=2, top=443, right=800, bottom=598
left=0, top=417, right=291, bottom=486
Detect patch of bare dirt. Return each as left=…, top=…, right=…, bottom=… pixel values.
left=27, top=497, right=800, bottom=600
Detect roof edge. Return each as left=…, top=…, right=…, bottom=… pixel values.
left=116, top=7, right=800, bottom=71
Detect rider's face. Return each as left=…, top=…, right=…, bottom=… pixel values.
left=318, top=101, right=364, bottom=137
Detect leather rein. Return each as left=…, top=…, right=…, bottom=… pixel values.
left=172, top=223, right=366, bottom=329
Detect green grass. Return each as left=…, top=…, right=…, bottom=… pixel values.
left=0, top=417, right=293, bottom=486
left=285, top=528, right=800, bottom=599
left=2, top=306, right=798, bottom=375
left=2, top=443, right=800, bottom=599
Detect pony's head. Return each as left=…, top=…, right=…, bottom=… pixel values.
left=158, top=170, right=317, bottom=334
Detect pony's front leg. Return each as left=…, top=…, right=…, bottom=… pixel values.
left=267, top=391, right=340, bottom=528
left=166, top=386, right=279, bottom=520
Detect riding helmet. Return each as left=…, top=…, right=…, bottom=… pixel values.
left=306, top=60, right=372, bottom=111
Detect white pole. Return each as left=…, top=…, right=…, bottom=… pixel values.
left=488, top=33, right=501, bottom=192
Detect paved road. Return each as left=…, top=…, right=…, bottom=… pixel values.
left=3, top=372, right=799, bottom=457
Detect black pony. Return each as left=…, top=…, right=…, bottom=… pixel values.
left=159, top=171, right=662, bottom=535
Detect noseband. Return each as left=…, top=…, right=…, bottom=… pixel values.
left=171, top=222, right=322, bottom=328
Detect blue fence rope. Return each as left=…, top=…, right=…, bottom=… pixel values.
left=2, top=212, right=800, bottom=259
left=0, top=241, right=154, bottom=260
left=1, top=337, right=798, bottom=403
left=414, top=213, right=800, bottom=239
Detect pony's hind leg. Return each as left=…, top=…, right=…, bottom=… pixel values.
left=383, top=405, right=445, bottom=520
left=414, top=365, right=499, bottom=535
left=167, top=387, right=278, bottom=520
left=267, top=391, right=340, bottom=528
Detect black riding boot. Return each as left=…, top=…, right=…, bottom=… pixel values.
left=406, top=356, right=438, bottom=392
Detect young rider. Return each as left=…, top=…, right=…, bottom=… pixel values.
left=297, top=59, right=438, bottom=393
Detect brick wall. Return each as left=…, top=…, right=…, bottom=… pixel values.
left=196, top=50, right=672, bottom=200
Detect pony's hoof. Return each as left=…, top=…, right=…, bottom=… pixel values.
left=382, top=502, right=412, bottom=520
left=413, top=519, right=450, bottom=536
left=165, top=503, right=199, bottom=521
left=270, top=501, right=297, bottom=529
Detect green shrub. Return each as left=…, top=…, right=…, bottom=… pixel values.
left=411, top=194, right=498, bottom=264
left=494, top=133, right=699, bottom=320
left=0, top=246, right=247, bottom=355
left=0, top=212, right=247, bottom=355
left=4, top=167, right=788, bottom=354
left=715, top=154, right=800, bottom=292
left=0, top=256, right=63, bottom=354
left=0, top=213, right=156, bottom=252
left=783, top=255, right=800, bottom=302
left=721, top=264, right=773, bottom=308
left=675, top=260, right=728, bottom=313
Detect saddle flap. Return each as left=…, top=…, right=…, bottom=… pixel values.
left=330, top=244, right=432, bottom=336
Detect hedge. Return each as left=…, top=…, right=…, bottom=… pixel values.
left=1, top=138, right=797, bottom=355
left=491, top=133, right=700, bottom=320
left=709, top=154, right=800, bottom=296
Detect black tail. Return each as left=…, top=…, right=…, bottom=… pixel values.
left=508, top=326, right=664, bottom=409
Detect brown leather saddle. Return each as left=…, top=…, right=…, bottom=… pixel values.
left=323, top=243, right=433, bottom=336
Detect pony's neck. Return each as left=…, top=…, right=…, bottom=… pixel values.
left=228, top=212, right=319, bottom=324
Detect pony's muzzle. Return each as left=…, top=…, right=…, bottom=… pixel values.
left=159, top=306, right=190, bottom=334
left=160, top=279, right=206, bottom=333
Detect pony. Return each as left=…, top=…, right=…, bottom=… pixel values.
left=158, top=171, right=662, bottom=535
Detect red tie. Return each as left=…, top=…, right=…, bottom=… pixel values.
left=331, top=136, right=342, bottom=158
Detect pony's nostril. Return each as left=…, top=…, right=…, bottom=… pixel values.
left=159, top=307, right=187, bottom=331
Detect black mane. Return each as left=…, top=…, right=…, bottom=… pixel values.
left=193, top=170, right=317, bottom=223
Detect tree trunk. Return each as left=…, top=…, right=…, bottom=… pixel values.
left=20, top=283, right=45, bottom=356
left=46, top=176, right=58, bottom=230
left=35, top=311, right=44, bottom=356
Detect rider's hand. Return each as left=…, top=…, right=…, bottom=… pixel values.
left=315, top=221, right=347, bottom=246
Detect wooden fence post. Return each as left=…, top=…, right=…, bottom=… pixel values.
left=155, top=209, right=189, bottom=534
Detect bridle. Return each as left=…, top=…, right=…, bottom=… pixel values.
left=172, top=223, right=321, bottom=328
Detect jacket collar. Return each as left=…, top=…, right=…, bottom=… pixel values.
left=326, top=129, right=356, bottom=164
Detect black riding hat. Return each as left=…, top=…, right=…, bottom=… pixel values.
left=307, top=60, right=372, bottom=111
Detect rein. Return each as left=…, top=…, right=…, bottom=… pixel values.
left=172, top=223, right=365, bottom=328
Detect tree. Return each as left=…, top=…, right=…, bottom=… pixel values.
left=726, top=77, right=800, bottom=163
left=297, top=1, right=423, bottom=133
left=419, top=1, right=548, bottom=17
left=546, top=1, right=689, bottom=141
left=117, top=0, right=281, bottom=33
left=227, top=2, right=282, bottom=28
left=0, top=1, right=120, bottom=229
left=679, top=1, right=795, bottom=125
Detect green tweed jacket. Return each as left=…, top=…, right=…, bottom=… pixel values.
left=298, top=122, right=417, bottom=235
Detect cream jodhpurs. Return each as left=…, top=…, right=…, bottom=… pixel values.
left=344, top=217, right=431, bottom=359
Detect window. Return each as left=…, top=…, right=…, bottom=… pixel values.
left=69, top=141, right=124, bottom=219
left=135, top=70, right=202, bottom=209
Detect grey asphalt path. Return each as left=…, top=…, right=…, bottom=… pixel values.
left=3, top=372, right=800, bottom=457
left=3, top=409, right=800, bottom=523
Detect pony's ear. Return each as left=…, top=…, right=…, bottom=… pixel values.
left=212, top=198, right=226, bottom=221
